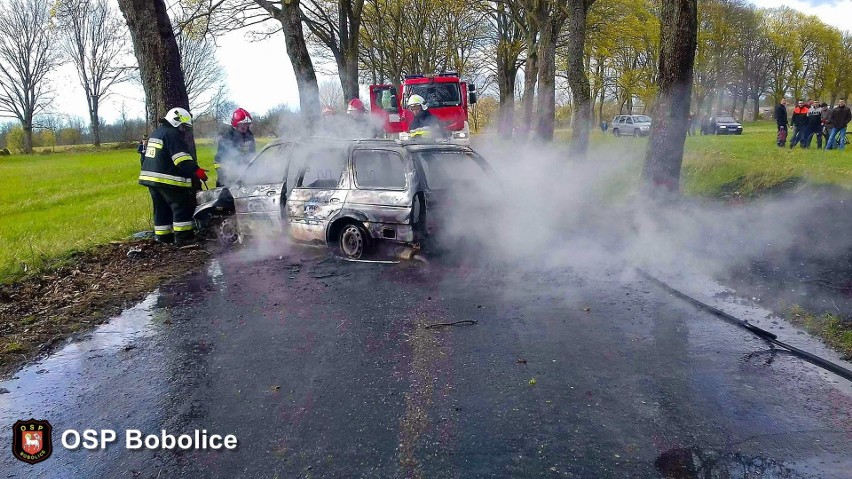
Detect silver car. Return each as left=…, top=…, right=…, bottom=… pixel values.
left=611, top=115, right=652, bottom=137
left=230, top=138, right=492, bottom=258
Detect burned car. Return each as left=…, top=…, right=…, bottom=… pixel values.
left=229, top=138, right=493, bottom=258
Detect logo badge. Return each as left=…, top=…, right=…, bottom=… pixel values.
left=12, top=419, right=52, bottom=464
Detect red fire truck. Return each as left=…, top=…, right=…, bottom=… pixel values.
left=368, top=72, right=477, bottom=144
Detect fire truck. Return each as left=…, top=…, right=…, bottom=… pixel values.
left=368, top=72, right=477, bottom=144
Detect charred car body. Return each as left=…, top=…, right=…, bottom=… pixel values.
left=225, top=138, right=492, bottom=258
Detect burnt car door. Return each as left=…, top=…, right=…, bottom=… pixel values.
left=344, top=148, right=414, bottom=241
left=231, top=142, right=292, bottom=238
left=286, top=145, right=351, bottom=244
left=412, top=148, right=493, bottom=240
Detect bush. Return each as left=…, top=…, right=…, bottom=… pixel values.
left=5, top=126, right=24, bottom=152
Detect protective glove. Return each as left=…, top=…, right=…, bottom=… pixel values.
left=195, top=168, right=208, bottom=181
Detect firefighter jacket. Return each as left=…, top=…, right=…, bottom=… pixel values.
left=214, top=128, right=256, bottom=169
left=409, top=109, right=442, bottom=131
left=138, top=125, right=199, bottom=189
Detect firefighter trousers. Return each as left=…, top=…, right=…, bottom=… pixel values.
left=148, top=186, right=196, bottom=244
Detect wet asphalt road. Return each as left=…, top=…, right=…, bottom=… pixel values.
left=2, top=245, right=851, bottom=478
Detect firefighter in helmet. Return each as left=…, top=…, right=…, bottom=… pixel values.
left=215, top=108, right=256, bottom=187
left=138, top=107, right=206, bottom=245
left=406, top=94, right=442, bottom=135
left=347, top=98, right=379, bottom=138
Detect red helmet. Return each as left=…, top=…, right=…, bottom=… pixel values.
left=347, top=98, right=365, bottom=112
left=231, top=108, right=252, bottom=128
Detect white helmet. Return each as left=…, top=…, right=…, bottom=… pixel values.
left=163, top=107, right=193, bottom=128
left=407, top=94, right=427, bottom=110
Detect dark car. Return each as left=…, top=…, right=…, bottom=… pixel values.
left=702, top=116, right=743, bottom=135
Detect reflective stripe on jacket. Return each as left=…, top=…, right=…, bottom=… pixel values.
left=138, top=125, right=198, bottom=189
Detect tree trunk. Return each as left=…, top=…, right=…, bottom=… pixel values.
left=641, top=0, right=698, bottom=199
left=497, top=55, right=517, bottom=137
left=339, top=45, right=360, bottom=101
left=23, top=125, right=32, bottom=154
left=566, top=0, right=592, bottom=157
left=276, top=1, right=320, bottom=123
left=534, top=18, right=557, bottom=142
left=91, top=100, right=101, bottom=147
left=752, top=93, right=760, bottom=121
left=116, top=0, right=190, bottom=134
left=520, top=26, right=538, bottom=139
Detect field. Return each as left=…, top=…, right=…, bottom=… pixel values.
left=0, top=143, right=217, bottom=283
left=1, top=123, right=851, bottom=283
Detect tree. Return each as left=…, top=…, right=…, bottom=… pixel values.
left=0, top=0, right=61, bottom=153
left=641, top=0, right=698, bottom=198
left=116, top=0, right=192, bottom=146
left=175, top=31, right=227, bottom=114
left=529, top=0, right=568, bottom=142
left=55, top=0, right=133, bottom=147
left=301, top=0, right=365, bottom=101
left=565, top=0, right=596, bottom=155
left=319, top=79, right=344, bottom=109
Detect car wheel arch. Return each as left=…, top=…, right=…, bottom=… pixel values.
left=326, top=212, right=371, bottom=245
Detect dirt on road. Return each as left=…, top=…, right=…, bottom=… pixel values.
left=0, top=240, right=210, bottom=378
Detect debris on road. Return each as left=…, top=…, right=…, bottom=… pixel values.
left=424, top=320, right=478, bottom=329
left=529, top=378, right=537, bottom=386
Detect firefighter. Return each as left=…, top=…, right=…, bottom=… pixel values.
left=347, top=98, right=379, bottom=138
left=214, top=108, right=256, bottom=187
left=406, top=94, right=442, bottom=133
left=138, top=107, right=206, bottom=246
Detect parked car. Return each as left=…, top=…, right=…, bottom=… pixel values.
left=611, top=115, right=652, bottom=137
left=229, top=138, right=494, bottom=258
left=702, top=116, right=743, bottom=135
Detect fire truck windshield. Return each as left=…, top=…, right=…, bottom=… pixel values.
left=406, top=83, right=461, bottom=107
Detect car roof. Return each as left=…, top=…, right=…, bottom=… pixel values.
left=263, top=136, right=474, bottom=152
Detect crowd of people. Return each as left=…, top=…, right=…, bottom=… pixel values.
left=774, top=98, right=852, bottom=150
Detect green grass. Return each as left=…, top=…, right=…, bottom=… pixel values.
left=681, top=122, right=852, bottom=197
left=0, top=143, right=217, bottom=283
left=788, top=306, right=852, bottom=359
left=1, top=125, right=851, bottom=282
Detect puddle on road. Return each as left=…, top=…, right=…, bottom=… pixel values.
left=655, top=446, right=806, bottom=478
left=0, top=291, right=160, bottom=414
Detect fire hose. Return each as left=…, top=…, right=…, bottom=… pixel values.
left=635, top=268, right=852, bottom=383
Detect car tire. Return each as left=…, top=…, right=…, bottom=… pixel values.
left=735, top=131, right=742, bottom=135
left=216, top=218, right=239, bottom=246
left=613, top=128, right=621, bottom=137
left=634, top=129, right=641, bottom=137
left=339, top=222, right=370, bottom=259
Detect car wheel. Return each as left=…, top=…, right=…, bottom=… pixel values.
left=613, top=128, right=621, bottom=137
left=634, top=129, right=641, bottom=137
left=216, top=218, right=239, bottom=246
left=339, top=223, right=370, bottom=259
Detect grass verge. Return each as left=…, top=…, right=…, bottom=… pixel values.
left=788, top=306, right=852, bottom=360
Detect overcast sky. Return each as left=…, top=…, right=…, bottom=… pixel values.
left=49, top=0, right=852, bottom=124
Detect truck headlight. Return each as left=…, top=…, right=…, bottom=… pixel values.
left=719, top=126, right=726, bottom=129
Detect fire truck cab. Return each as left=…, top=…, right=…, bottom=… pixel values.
left=369, top=72, right=477, bottom=144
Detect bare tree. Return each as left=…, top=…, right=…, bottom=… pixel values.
left=319, top=79, right=344, bottom=109
left=116, top=0, right=192, bottom=151
left=0, top=0, right=61, bottom=153
left=175, top=30, right=226, bottom=114
left=300, top=0, right=365, bottom=101
left=641, top=0, right=698, bottom=198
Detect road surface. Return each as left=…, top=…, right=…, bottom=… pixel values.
left=2, top=245, right=851, bottom=478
